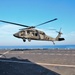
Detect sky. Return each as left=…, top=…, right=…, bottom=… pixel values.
left=0, top=0, right=75, bottom=46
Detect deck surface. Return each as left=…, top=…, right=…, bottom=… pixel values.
left=0, top=49, right=75, bottom=75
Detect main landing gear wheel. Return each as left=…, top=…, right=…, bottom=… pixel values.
left=28, top=39, right=31, bottom=42
left=23, top=39, right=26, bottom=42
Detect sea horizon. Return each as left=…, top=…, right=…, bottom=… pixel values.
left=0, top=44, right=75, bottom=49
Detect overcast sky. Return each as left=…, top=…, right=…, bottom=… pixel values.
left=0, top=0, right=75, bottom=46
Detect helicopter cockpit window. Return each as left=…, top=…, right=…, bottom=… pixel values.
left=27, top=30, right=30, bottom=34
left=20, top=31, right=25, bottom=36
left=35, top=33, right=38, bottom=36
left=32, top=32, right=38, bottom=36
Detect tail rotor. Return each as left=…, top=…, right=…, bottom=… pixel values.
left=49, top=27, right=63, bottom=34
left=56, top=28, right=63, bottom=34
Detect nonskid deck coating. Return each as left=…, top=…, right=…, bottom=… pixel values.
left=0, top=49, right=75, bottom=75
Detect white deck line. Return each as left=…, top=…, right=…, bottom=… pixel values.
left=0, top=51, right=9, bottom=57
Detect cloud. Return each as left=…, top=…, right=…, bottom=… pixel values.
left=0, top=24, right=75, bottom=45
left=0, top=24, right=22, bottom=34
left=64, top=31, right=75, bottom=38
left=0, top=25, right=58, bottom=45
left=0, top=24, right=24, bottom=45
left=68, top=32, right=75, bottom=37
left=62, top=31, right=75, bottom=44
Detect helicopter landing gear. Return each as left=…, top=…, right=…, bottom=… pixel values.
left=23, top=39, right=26, bottom=42
left=52, top=41, right=55, bottom=45
left=28, top=39, right=31, bottom=42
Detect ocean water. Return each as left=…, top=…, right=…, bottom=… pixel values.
left=0, top=45, right=75, bottom=49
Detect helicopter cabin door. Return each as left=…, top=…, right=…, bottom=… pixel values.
left=39, top=32, right=45, bottom=40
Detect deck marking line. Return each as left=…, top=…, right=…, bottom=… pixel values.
left=0, top=51, right=9, bottom=57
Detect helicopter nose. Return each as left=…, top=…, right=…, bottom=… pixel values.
left=13, top=33, right=19, bottom=38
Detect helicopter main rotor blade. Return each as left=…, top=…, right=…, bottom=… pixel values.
left=35, top=18, right=57, bottom=27
left=0, top=20, right=29, bottom=27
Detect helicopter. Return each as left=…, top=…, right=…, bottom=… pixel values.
left=0, top=18, right=65, bottom=44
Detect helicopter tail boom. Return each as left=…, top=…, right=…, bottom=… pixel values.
left=54, top=28, right=65, bottom=41
left=55, top=32, right=65, bottom=41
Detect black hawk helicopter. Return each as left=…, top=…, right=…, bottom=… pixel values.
left=0, top=18, right=65, bottom=44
